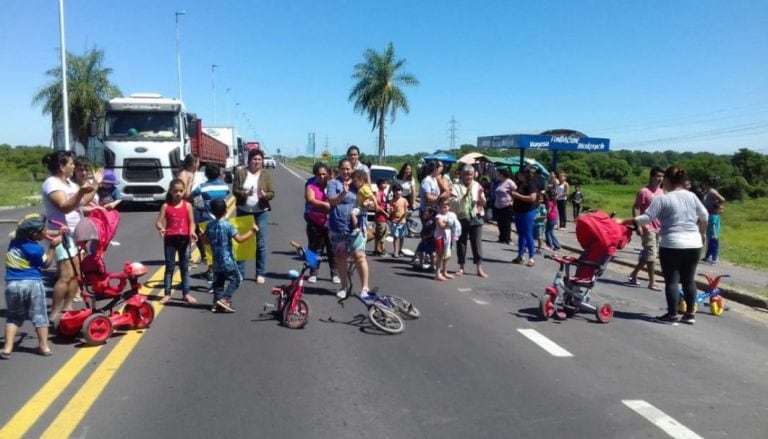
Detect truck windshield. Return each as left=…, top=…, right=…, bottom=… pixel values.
left=105, top=111, right=179, bottom=140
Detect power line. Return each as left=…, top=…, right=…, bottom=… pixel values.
left=447, top=115, right=459, bottom=149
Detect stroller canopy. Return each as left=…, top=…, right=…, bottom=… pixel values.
left=74, top=207, right=120, bottom=255
left=575, top=212, right=631, bottom=260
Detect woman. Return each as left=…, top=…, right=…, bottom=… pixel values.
left=493, top=168, right=516, bottom=244
left=304, top=163, right=339, bottom=284
left=327, top=159, right=370, bottom=300
left=622, top=165, right=708, bottom=324
left=556, top=171, right=569, bottom=228
left=418, top=161, right=450, bottom=221
left=511, top=166, right=540, bottom=267
left=451, top=165, right=488, bottom=277
left=395, top=162, right=416, bottom=210
left=178, top=154, right=201, bottom=202
left=41, top=151, right=98, bottom=321
left=232, top=149, right=275, bottom=283
left=72, top=155, right=99, bottom=216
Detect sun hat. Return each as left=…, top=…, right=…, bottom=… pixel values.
left=102, top=169, right=118, bottom=185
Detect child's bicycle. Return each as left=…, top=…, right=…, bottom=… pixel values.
left=337, top=255, right=420, bottom=334
left=263, top=242, right=313, bottom=329
left=678, top=273, right=730, bottom=316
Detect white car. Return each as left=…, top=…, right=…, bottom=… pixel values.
left=264, top=157, right=277, bottom=169
left=367, top=165, right=398, bottom=219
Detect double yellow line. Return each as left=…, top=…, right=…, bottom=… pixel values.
left=0, top=197, right=235, bottom=438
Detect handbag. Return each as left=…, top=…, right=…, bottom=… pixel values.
left=467, top=181, right=484, bottom=226
left=469, top=214, right=484, bottom=227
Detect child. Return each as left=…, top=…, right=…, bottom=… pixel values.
left=534, top=192, right=548, bottom=253
left=704, top=202, right=723, bottom=264
left=97, top=169, right=122, bottom=210
left=434, top=199, right=460, bottom=281
left=571, top=184, right=583, bottom=220
left=156, top=178, right=198, bottom=305
left=389, top=183, right=409, bottom=257
left=2, top=214, right=62, bottom=359
left=350, top=169, right=375, bottom=232
left=373, top=179, right=389, bottom=256
left=414, top=206, right=437, bottom=270
left=191, top=163, right=230, bottom=282
left=205, top=198, right=258, bottom=313
left=544, top=188, right=561, bottom=251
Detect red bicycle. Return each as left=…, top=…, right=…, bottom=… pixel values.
left=263, top=242, right=313, bottom=329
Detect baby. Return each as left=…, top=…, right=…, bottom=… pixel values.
left=350, top=169, right=375, bottom=232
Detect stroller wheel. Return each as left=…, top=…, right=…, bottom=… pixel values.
left=595, top=303, right=614, bottom=323
left=539, top=294, right=555, bottom=321
left=82, top=314, right=113, bottom=345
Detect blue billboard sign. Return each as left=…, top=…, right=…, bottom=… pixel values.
left=477, top=134, right=610, bottom=152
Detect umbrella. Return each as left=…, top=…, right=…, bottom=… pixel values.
left=457, top=152, right=486, bottom=164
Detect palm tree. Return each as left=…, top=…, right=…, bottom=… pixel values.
left=32, top=46, right=122, bottom=148
left=349, top=42, right=419, bottom=164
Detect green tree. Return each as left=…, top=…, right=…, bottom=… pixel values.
left=349, top=42, right=419, bottom=164
left=32, top=46, right=122, bottom=148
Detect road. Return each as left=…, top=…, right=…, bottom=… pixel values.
left=1, top=164, right=767, bottom=438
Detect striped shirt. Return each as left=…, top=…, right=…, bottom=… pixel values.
left=192, top=179, right=230, bottom=221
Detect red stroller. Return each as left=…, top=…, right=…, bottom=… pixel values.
left=539, top=212, right=632, bottom=323
left=53, top=207, right=155, bottom=345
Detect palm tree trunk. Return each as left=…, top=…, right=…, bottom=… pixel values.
left=378, top=108, right=386, bottom=164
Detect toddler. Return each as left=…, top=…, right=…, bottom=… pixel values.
left=350, top=169, right=375, bottom=232
left=97, top=169, right=122, bottom=210
left=704, top=202, right=723, bottom=264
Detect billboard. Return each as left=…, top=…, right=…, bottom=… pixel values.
left=477, top=134, right=610, bottom=152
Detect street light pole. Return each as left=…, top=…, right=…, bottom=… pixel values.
left=235, top=102, right=240, bottom=131
left=58, top=0, right=70, bottom=151
left=211, top=64, right=218, bottom=124
left=225, top=88, right=231, bottom=125
left=175, top=11, right=186, bottom=100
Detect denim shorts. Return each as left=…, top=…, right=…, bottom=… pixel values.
left=5, top=279, right=49, bottom=328
left=330, top=229, right=366, bottom=255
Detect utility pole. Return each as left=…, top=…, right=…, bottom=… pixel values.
left=58, top=0, right=70, bottom=151
left=175, top=11, right=186, bottom=100
left=448, top=115, right=459, bottom=149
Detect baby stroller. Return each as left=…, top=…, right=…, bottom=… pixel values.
left=53, top=207, right=154, bottom=345
left=539, top=211, right=632, bottom=323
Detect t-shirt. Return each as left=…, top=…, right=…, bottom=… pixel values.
left=374, top=190, right=388, bottom=223
left=242, top=171, right=260, bottom=208
left=635, top=185, right=664, bottom=232
left=5, top=239, right=46, bottom=281
left=304, top=179, right=328, bottom=227
left=534, top=204, right=548, bottom=228
left=97, top=185, right=121, bottom=205
left=494, top=178, right=517, bottom=209
left=702, top=188, right=722, bottom=211
left=419, top=176, right=439, bottom=214
left=545, top=198, right=558, bottom=222
left=571, top=191, right=583, bottom=205
left=512, top=180, right=540, bottom=214
left=192, top=179, right=230, bottom=221
left=395, top=177, right=414, bottom=198
left=205, top=219, right=238, bottom=272
left=356, top=184, right=374, bottom=208
left=636, top=190, right=708, bottom=249
left=451, top=180, right=484, bottom=220
left=42, top=176, right=82, bottom=231
left=327, top=178, right=358, bottom=235
left=707, top=213, right=721, bottom=240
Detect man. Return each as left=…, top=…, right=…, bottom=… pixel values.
left=192, top=163, right=230, bottom=282
left=627, top=167, right=665, bottom=291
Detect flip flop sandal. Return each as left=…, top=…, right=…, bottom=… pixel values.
left=38, top=349, right=52, bottom=357
left=648, top=284, right=663, bottom=291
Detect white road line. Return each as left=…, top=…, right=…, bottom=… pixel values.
left=517, top=329, right=573, bottom=357
left=280, top=162, right=307, bottom=180
left=457, top=288, right=472, bottom=293
left=472, top=299, right=488, bottom=305
left=622, top=400, right=704, bottom=439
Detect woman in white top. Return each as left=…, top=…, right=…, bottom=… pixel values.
left=41, top=151, right=98, bottom=321
left=556, top=171, right=569, bottom=228
left=395, top=162, right=416, bottom=209
left=622, top=165, right=708, bottom=325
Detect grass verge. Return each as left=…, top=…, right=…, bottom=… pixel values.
left=0, top=180, right=42, bottom=208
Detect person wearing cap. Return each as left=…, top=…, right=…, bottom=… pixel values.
left=2, top=215, right=62, bottom=359
left=97, top=169, right=122, bottom=210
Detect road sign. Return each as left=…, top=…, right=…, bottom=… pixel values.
left=321, top=150, right=331, bottom=161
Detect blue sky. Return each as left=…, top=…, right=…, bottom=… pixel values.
left=1, top=0, right=767, bottom=156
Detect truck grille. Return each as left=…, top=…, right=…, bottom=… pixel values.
left=124, top=159, right=162, bottom=182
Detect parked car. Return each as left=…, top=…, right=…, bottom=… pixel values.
left=264, top=157, right=277, bottom=168
left=366, top=165, right=398, bottom=219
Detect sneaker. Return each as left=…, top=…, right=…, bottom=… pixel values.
left=512, top=256, right=524, bottom=264
left=655, top=313, right=679, bottom=324
left=210, top=303, right=219, bottom=313
left=359, top=289, right=375, bottom=304
left=307, top=275, right=317, bottom=284
left=336, top=288, right=348, bottom=299
left=256, top=276, right=266, bottom=284
left=680, top=313, right=696, bottom=325
left=216, top=299, right=236, bottom=313
left=627, top=276, right=639, bottom=285
left=205, top=271, right=214, bottom=284
left=331, top=275, right=342, bottom=284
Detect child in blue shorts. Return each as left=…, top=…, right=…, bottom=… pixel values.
left=533, top=192, right=547, bottom=253
left=3, top=214, right=62, bottom=359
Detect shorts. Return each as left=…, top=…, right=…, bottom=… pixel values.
left=533, top=225, right=544, bottom=240
left=54, top=236, right=79, bottom=262
left=374, top=222, right=388, bottom=240
left=390, top=222, right=407, bottom=239
left=435, top=237, right=452, bottom=258
left=5, top=279, right=49, bottom=328
left=330, top=229, right=366, bottom=255
left=640, top=230, right=659, bottom=261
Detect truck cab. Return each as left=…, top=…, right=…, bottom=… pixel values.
left=101, top=93, right=190, bottom=203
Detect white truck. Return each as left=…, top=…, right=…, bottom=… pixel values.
left=99, top=93, right=227, bottom=204
left=202, top=126, right=238, bottom=181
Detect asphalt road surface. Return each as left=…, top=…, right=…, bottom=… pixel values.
left=0, top=164, right=766, bottom=438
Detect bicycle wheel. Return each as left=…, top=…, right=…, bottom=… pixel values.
left=407, top=216, right=421, bottom=236
left=368, top=303, right=405, bottom=334
left=386, top=295, right=421, bottom=319
left=282, top=299, right=310, bottom=329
